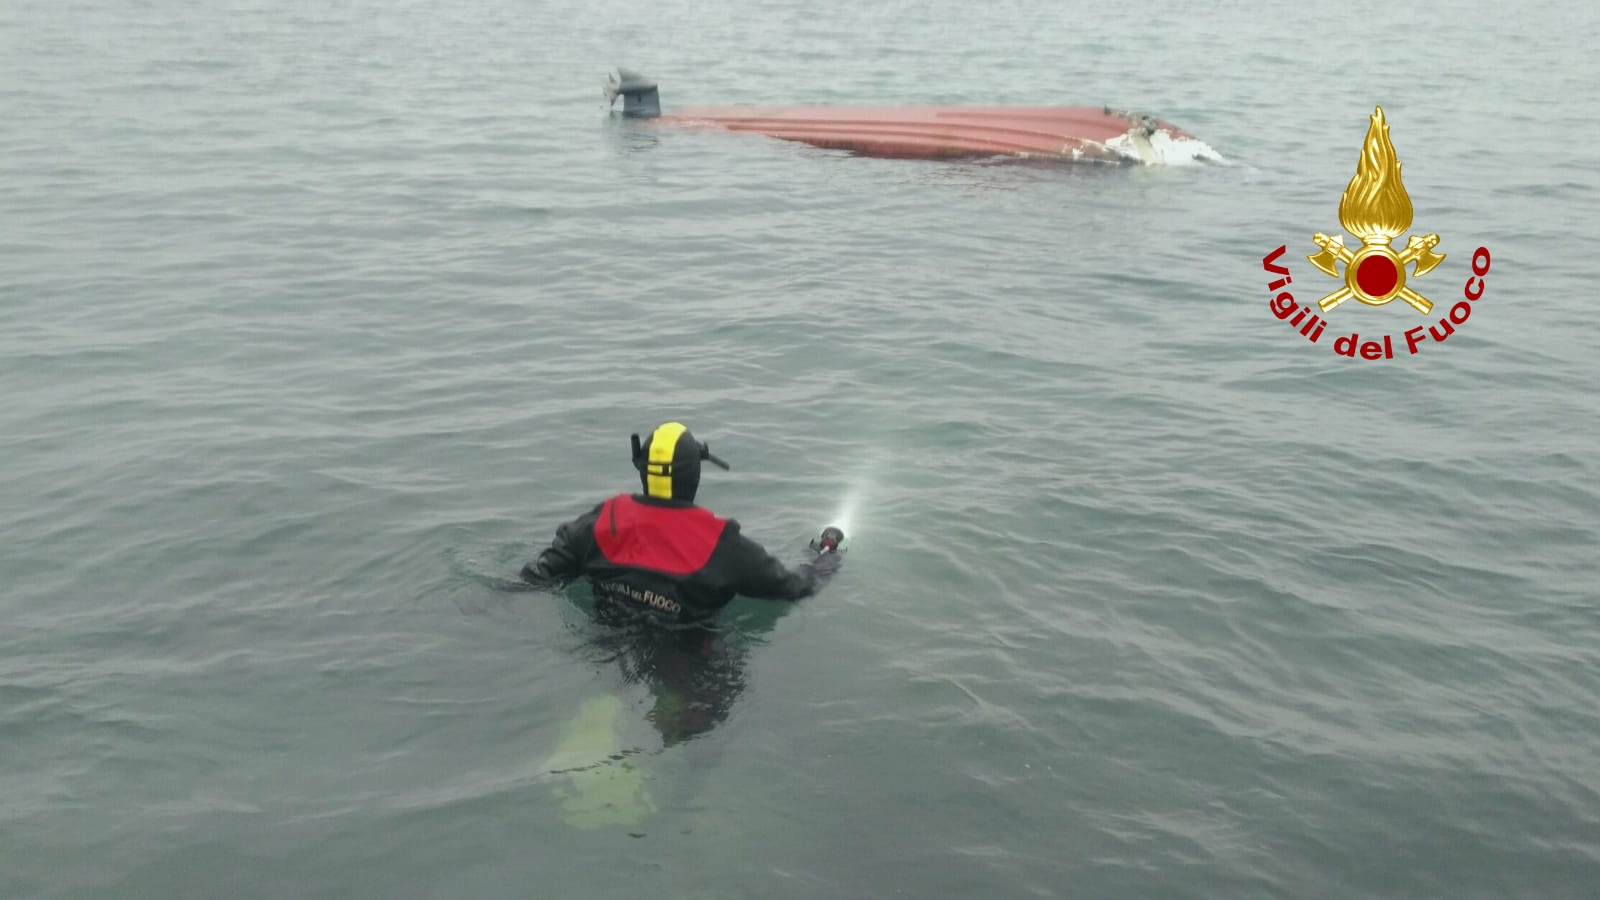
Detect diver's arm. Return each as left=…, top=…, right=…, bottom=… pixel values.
left=728, top=524, right=840, bottom=601
left=513, top=503, right=603, bottom=590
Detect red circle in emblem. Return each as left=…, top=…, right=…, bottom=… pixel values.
left=1356, top=255, right=1399, bottom=297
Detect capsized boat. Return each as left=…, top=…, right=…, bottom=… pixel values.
left=604, top=68, right=1223, bottom=166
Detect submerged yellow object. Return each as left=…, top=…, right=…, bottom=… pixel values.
left=543, top=694, right=656, bottom=829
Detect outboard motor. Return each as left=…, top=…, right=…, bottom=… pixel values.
left=604, top=68, right=661, bottom=118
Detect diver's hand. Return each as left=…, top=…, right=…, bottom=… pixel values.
left=803, top=526, right=845, bottom=581
left=809, top=526, right=844, bottom=553
left=810, top=548, right=842, bottom=577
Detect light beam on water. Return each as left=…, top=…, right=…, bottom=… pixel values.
left=826, top=449, right=886, bottom=544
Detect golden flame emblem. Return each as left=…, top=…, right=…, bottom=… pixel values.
left=1307, top=106, right=1446, bottom=314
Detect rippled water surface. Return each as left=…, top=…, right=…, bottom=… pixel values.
left=4, top=0, right=1599, bottom=897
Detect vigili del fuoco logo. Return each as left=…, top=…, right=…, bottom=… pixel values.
left=1263, top=106, right=1493, bottom=359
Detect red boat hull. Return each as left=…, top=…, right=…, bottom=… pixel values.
left=656, top=105, right=1222, bottom=165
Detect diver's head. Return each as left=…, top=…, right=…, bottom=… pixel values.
left=630, top=422, right=729, bottom=503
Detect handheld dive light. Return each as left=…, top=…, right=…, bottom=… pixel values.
left=815, top=526, right=845, bottom=553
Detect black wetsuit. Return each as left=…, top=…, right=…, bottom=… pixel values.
left=519, top=492, right=839, bottom=630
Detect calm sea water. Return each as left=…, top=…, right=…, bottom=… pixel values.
left=4, top=0, right=1599, bottom=897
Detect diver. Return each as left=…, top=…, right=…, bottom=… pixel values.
left=512, top=421, right=845, bottom=633
left=511, top=422, right=844, bottom=746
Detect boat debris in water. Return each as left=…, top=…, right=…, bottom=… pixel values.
left=603, top=68, right=1223, bottom=166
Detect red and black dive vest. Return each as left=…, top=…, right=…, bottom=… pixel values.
left=520, top=493, right=827, bottom=627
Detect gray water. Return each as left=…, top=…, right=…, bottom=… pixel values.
left=4, top=0, right=1600, bottom=897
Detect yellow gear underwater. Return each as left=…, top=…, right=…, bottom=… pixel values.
left=630, top=422, right=730, bottom=502
left=541, top=694, right=656, bottom=830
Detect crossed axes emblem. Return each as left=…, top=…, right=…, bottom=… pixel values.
left=1306, top=231, right=1447, bottom=314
